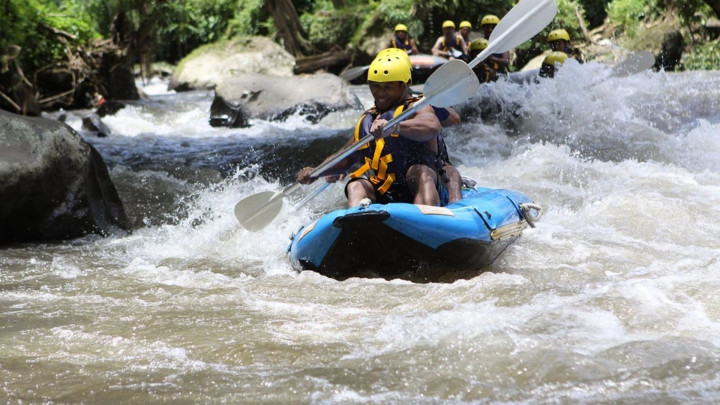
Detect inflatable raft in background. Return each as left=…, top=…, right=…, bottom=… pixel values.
left=288, top=186, right=541, bottom=282
left=345, top=54, right=449, bottom=85
left=409, top=54, right=450, bottom=83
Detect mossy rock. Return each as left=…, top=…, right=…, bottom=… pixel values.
left=170, top=36, right=295, bottom=91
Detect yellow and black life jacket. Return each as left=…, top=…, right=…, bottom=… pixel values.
left=389, top=36, right=413, bottom=53
left=441, top=34, right=463, bottom=52
left=349, top=97, right=439, bottom=195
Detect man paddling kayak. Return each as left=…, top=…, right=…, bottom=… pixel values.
left=297, top=50, right=448, bottom=207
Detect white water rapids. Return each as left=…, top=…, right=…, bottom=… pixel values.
left=2, top=65, right=720, bottom=402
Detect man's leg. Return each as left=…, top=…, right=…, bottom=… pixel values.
left=406, top=165, right=440, bottom=206
left=443, top=164, right=463, bottom=203
left=345, top=178, right=376, bottom=207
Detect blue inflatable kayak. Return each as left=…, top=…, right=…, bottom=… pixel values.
left=288, top=186, right=541, bottom=282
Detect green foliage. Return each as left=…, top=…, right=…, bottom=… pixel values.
left=607, top=0, right=660, bottom=36
left=0, top=0, right=100, bottom=74
left=301, top=9, right=358, bottom=51
left=154, top=0, right=240, bottom=62
left=682, top=38, right=720, bottom=70
left=378, top=0, right=420, bottom=36
left=225, top=0, right=270, bottom=39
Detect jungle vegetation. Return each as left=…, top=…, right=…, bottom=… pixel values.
left=1, top=0, right=718, bottom=112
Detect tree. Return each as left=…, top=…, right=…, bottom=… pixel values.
left=265, top=0, right=313, bottom=56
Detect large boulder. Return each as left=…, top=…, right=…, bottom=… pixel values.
left=170, top=37, right=295, bottom=91
left=0, top=110, right=129, bottom=243
left=210, top=72, right=361, bottom=127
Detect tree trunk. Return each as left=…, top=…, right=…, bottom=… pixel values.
left=294, top=47, right=351, bottom=74
left=265, top=0, right=313, bottom=56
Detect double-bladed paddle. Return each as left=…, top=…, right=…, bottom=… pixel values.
left=235, top=0, right=559, bottom=231
left=234, top=59, right=478, bottom=231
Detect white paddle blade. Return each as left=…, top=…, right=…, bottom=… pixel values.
left=490, top=0, right=558, bottom=52
left=234, top=190, right=284, bottom=231
left=422, top=60, right=480, bottom=107
left=341, top=66, right=369, bottom=81
left=469, top=0, right=558, bottom=69
left=612, top=51, right=655, bottom=78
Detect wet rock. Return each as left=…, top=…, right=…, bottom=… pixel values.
left=210, top=96, right=250, bottom=128
left=0, top=109, right=129, bottom=243
left=210, top=72, right=361, bottom=127
left=81, top=114, right=111, bottom=137
left=96, top=100, right=126, bottom=117
left=170, top=36, right=295, bottom=91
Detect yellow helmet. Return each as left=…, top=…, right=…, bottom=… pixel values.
left=543, top=51, right=568, bottom=66
left=481, top=15, right=500, bottom=26
left=368, top=51, right=412, bottom=83
left=459, top=21, right=472, bottom=29
left=394, top=24, right=408, bottom=32
left=376, top=47, right=412, bottom=69
left=547, top=29, right=570, bottom=42
left=442, top=20, right=455, bottom=29
left=469, top=38, right=489, bottom=51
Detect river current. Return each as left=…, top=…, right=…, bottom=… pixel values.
left=2, top=63, right=720, bottom=403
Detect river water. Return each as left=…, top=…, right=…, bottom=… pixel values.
left=2, top=64, right=720, bottom=403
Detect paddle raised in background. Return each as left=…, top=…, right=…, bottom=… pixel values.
left=341, top=65, right=370, bottom=82
left=235, top=60, right=478, bottom=231
left=469, top=0, right=558, bottom=70
left=611, top=51, right=655, bottom=77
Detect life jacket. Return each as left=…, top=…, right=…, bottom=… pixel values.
left=350, top=97, right=440, bottom=195
left=441, top=34, right=464, bottom=52
left=390, top=36, right=413, bottom=53
left=472, top=63, right=494, bottom=83
left=491, top=54, right=508, bottom=75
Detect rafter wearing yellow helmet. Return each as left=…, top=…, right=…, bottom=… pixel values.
left=478, top=14, right=509, bottom=76
left=368, top=52, right=412, bottom=84
left=546, top=28, right=584, bottom=63
left=432, top=20, right=468, bottom=60
left=387, top=23, right=419, bottom=55
left=296, top=48, right=447, bottom=208
left=459, top=21, right=473, bottom=45
left=539, top=51, right=568, bottom=78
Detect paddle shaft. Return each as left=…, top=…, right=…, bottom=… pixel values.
left=282, top=96, right=433, bottom=196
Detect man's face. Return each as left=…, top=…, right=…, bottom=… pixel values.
left=460, top=27, right=471, bottom=37
left=395, top=30, right=407, bottom=41
left=481, top=24, right=495, bottom=38
left=369, top=81, right=405, bottom=111
left=549, top=39, right=566, bottom=52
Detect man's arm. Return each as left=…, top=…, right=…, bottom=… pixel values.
left=371, top=105, right=441, bottom=142
left=487, top=51, right=510, bottom=68
left=297, top=136, right=356, bottom=184
left=410, top=39, right=419, bottom=55
left=431, top=37, right=445, bottom=57
left=459, top=37, right=469, bottom=55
